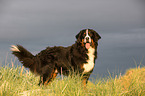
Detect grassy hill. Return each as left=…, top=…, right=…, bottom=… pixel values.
left=0, top=65, right=145, bottom=96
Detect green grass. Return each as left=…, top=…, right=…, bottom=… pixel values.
left=0, top=64, right=145, bottom=96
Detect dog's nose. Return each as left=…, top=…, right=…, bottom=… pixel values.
left=84, top=36, right=91, bottom=43
left=86, top=37, right=91, bottom=43
left=86, top=37, right=89, bottom=40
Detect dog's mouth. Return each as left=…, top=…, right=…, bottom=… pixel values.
left=84, top=37, right=92, bottom=49
left=85, top=43, right=91, bottom=49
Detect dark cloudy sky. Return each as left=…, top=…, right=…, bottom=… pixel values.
left=0, top=0, right=145, bottom=78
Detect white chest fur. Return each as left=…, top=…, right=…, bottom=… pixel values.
left=83, top=47, right=95, bottom=73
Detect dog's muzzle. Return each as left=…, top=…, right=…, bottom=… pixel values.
left=84, top=36, right=91, bottom=49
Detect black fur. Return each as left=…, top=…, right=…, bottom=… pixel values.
left=11, top=29, right=101, bottom=86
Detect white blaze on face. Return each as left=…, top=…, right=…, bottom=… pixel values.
left=86, top=29, right=89, bottom=38
left=84, top=29, right=91, bottom=49
left=84, top=29, right=91, bottom=43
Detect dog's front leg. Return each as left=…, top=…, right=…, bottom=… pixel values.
left=81, top=74, right=91, bottom=87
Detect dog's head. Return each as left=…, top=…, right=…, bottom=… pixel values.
left=76, top=29, right=101, bottom=49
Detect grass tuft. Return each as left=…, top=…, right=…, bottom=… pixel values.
left=0, top=63, right=145, bottom=95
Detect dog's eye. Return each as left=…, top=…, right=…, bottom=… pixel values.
left=83, top=33, right=86, bottom=36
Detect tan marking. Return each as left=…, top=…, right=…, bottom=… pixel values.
left=82, top=78, right=87, bottom=87
left=81, top=39, right=85, bottom=47
left=91, top=39, right=95, bottom=48
left=44, top=69, right=58, bottom=85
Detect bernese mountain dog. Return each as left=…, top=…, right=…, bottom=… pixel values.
left=11, top=29, right=101, bottom=86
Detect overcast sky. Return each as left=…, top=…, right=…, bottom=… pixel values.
left=0, top=0, right=145, bottom=78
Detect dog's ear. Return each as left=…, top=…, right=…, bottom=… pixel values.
left=95, top=32, right=101, bottom=40
left=91, top=29, right=101, bottom=41
left=76, top=33, right=80, bottom=39
left=76, top=30, right=82, bottom=39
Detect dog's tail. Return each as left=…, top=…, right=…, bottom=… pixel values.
left=11, top=45, right=35, bottom=68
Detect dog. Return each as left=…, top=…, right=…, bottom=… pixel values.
left=11, top=29, right=101, bottom=86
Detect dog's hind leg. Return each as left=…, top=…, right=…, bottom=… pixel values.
left=38, top=76, right=43, bottom=86
left=44, top=69, right=58, bottom=85
left=38, top=65, right=58, bottom=86
left=38, top=64, right=54, bottom=86
left=43, top=68, right=58, bottom=85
